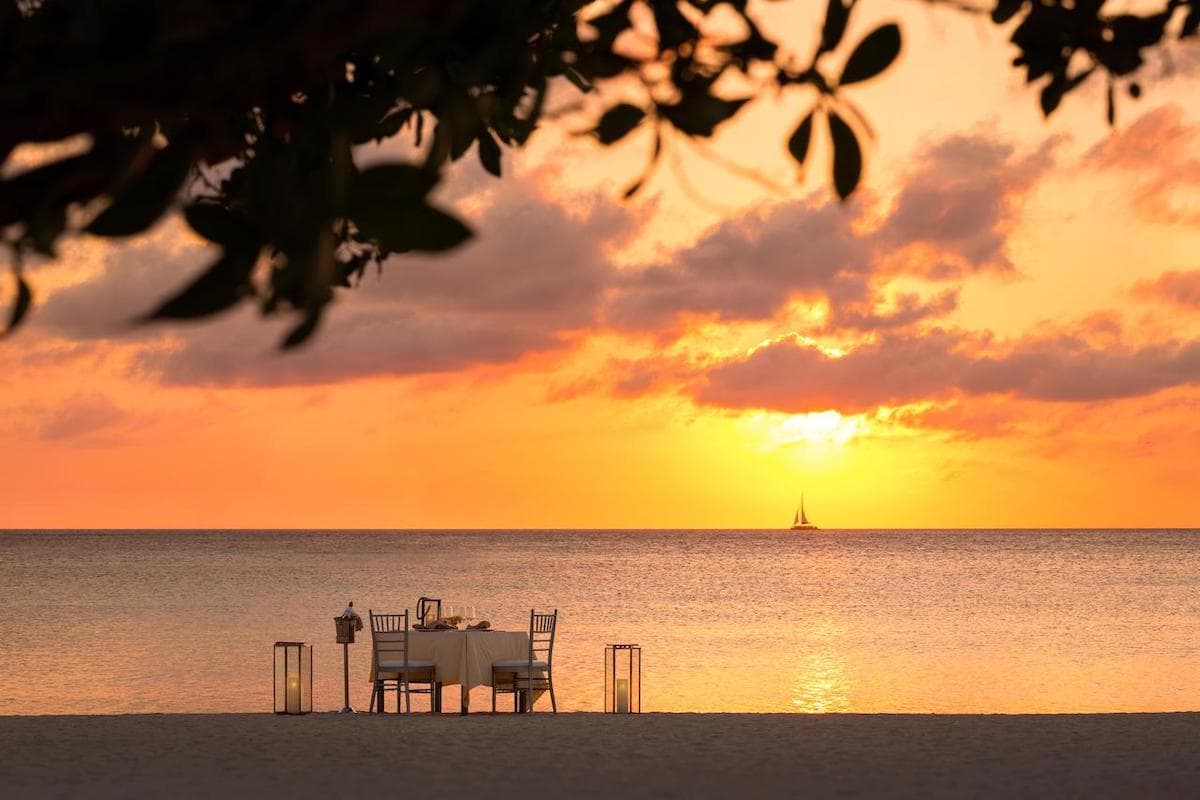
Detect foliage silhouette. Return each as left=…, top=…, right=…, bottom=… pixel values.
left=1, top=0, right=1197, bottom=344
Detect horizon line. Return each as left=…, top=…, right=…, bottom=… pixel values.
left=2, top=526, right=1198, bottom=533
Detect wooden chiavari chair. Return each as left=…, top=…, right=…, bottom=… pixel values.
left=491, top=609, right=557, bottom=713
left=368, top=609, right=438, bottom=714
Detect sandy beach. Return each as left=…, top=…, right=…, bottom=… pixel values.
left=2, top=712, right=1198, bottom=798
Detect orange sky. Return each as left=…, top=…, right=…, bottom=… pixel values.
left=2, top=4, right=1199, bottom=529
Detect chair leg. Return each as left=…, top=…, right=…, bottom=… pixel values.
left=491, top=675, right=496, bottom=713
left=404, top=681, right=411, bottom=715
left=527, top=673, right=534, bottom=713
left=549, top=672, right=557, bottom=713
left=369, top=683, right=377, bottom=713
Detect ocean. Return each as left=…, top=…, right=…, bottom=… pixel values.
left=1, top=529, right=1197, bottom=715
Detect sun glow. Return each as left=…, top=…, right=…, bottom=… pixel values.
left=743, top=410, right=865, bottom=450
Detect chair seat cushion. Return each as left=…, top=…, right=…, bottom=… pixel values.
left=492, top=659, right=549, bottom=670
left=378, top=659, right=435, bottom=672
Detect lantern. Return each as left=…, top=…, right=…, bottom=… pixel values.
left=604, top=644, right=641, bottom=714
left=274, top=641, right=313, bottom=714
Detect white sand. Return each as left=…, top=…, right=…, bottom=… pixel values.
left=2, top=713, right=1199, bottom=798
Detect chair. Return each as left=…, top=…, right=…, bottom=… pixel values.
left=368, top=610, right=438, bottom=714
left=416, top=596, right=442, bottom=627
left=492, top=609, right=557, bottom=713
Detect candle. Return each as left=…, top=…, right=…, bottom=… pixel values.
left=616, top=677, right=629, bottom=713
left=287, top=675, right=300, bottom=713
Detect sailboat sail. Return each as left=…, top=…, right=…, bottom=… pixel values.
left=790, top=493, right=818, bottom=530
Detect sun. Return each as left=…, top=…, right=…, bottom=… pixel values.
left=741, top=410, right=865, bottom=451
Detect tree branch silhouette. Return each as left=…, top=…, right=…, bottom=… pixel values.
left=1, top=0, right=1196, bottom=344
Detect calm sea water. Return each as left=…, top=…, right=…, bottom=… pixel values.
left=1, top=530, right=1198, bottom=715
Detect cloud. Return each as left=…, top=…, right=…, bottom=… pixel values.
left=827, top=288, right=959, bottom=331
left=31, top=217, right=212, bottom=339
left=26, top=127, right=1060, bottom=387
left=692, top=331, right=974, bottom=413
left=873, top=132, right=1058, bottom=276
left=1132, top=269, right=1200, bottom=311
left=35, top=393, right=129, bottom=442
left=1085, top=104, right=1200, bottom=225
left=135, top=182, right=631, bottom=386
left=605, top=198, right=873, bottom=331
left=688, top=328, right=1200, bottom=414
left=142, top=305, right=560, bottom=386
left=604, top=130, right=1052, bottom=335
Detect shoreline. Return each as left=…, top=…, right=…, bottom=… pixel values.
left=3, top=712, right=1198, bottom=798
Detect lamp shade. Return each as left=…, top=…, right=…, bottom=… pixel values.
left=273, top=642, right=313, bottom=714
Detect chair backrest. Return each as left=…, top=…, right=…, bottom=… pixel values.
left=528, top=609, right=557, bottom=666
left=369, top=609, right=409, bottom=674
left=416, top=597, right=442, bottom=626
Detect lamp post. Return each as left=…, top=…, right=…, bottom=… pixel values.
left=604, top=644, right=641, bottom=714
left=334, top=601, right=363, bottom=714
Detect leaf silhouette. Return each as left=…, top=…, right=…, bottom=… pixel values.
left=660, top=94, right=747, bottom=137
left=350, top=164, right=471, bottom=253
left=353, top=164, right=438, bottom=202
left=821, top=0, right=850, bottom=54
left=992, top=0, right=1024, bottom=24
left=597, top=103, right=646, bottom=145
left=3, top=273, right=32, bottom=336
left=839, top=24, right=902, bottom=86
left=477, top=131, right=502, bottom=177
left=354, top=201, right=471, bottom=253
left=1184, top=7, right=1200, bottom=37
left=654, top=2, right=697, bottom=50
left=86, top=144, right=193, bottom=237
left=281, top=312, right=321, bottom=350
left=787, top=111, right=815, bottom=166
left=475, top=131, right=499, bottom=176
left=184, top=203, right=253, bottom=246
left=828, top=110, right=862, bottom=200
left=144, top=245, right=258, bottom=320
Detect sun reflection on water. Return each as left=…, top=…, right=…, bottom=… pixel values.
left=787, top=611, right=853, bottom=713
left=790, top=648, right=852, bottom=713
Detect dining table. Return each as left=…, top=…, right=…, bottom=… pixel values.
left=371, top=628, right=532, bottom=714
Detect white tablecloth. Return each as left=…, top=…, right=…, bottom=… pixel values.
left=371, top=630, right=529, bottom=690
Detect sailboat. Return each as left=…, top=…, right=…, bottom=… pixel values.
left=790, top=494, right=818, bottom=530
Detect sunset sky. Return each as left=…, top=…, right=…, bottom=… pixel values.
left=2, top=4, right=1199, bottom=529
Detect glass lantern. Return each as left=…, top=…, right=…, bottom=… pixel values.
left=273, top=641, right=313, bottom=714
left=604, top=644, right=641, bottom=713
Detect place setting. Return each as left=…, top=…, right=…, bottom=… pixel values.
left=410, top=602, right=493, bottom=632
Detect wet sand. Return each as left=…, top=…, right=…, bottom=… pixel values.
left=2, top=712, right=1199, bottom=798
